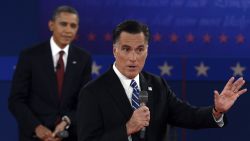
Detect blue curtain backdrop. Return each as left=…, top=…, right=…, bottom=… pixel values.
left=1, top=0, right=250, bottom=140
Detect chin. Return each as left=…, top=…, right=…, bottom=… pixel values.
left=127, top=74, right=137, bottom=79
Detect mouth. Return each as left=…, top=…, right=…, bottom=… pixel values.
left=128, top=65, right=137, bottom=69
left=62, top=35, right=72, bottom=40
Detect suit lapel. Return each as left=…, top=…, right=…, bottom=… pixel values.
left=41, top=43, right=59, bottom=102
left=61, top=46, right=78, bottom=99
left=106, top=69, right=156, bottom=122
left=105, top=69, right=156, bottom=138
left=139, top=73, right=155, bottom=139
left=106, top=68, right=133, bottom=121
left=139, top=73, right=154, bottom=115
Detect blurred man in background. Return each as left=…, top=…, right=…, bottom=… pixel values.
left=9, top=5, right=92, bottom=141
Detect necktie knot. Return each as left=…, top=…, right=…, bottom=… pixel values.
left=59, top=50, right=65, bottom=56
left=130, top=80, right=139, bottom=90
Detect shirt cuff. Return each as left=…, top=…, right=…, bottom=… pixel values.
left=213, top=113, right=224, bottom=127
left=62, top=116, right=71, bottom=129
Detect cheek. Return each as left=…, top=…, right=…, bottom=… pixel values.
left=139, top=56, right=147, bottom=63
left=118, top=58, right=126, bottom=66
left=54, top=30, right=61, bottom=37
left=117, top=54, right=127, bottom=62
left=72, top=29, right=78, bottom=34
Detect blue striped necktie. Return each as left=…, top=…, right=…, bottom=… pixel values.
left=130, top=80, right=140, bottom=110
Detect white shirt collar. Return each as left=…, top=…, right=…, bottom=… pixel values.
left=113, top=62, right=140, bottom=89
left=50, top=36, right=69, bottom=56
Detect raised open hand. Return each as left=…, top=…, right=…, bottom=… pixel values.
left=214, top=77, right=247, bottom=114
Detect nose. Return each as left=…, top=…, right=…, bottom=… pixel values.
left=128, top=51, right=136, bottom=62
left=65, top=25, right=73, bottom=33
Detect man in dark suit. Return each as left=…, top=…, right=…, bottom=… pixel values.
left=77, top=20, right=247, bottom=141
left=9, top=6, right=92, bottom=141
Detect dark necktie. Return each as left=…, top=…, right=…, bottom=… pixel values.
left=130, top=80, right=140, bottom=110
left=56, top=51, right=65, bottom=97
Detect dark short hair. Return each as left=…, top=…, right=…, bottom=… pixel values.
left=51, top=5, right=79, bottom=21
left=112, top=20, right=150, bottom=44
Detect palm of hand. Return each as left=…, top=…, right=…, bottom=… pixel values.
left=215, top=90, right=238, bottom=113
left=214, top=77, right=247, bottom=113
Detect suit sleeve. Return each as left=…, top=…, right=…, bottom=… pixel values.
left=8, top=50, right=41, bottom=136
left=77, top=87, right=128, bottom=141
left=161, top=78, right=227, bottom=129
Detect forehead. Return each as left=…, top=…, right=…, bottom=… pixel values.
left=118, top=32, right=147, bottom=46
left=55, top=12, right=79, bottom=23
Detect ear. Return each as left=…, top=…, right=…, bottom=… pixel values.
left=48, top=20, right=54, bottom=31
left=113, top=45, right=117, bottom=58
left=145, top=46, right=148, bottom=57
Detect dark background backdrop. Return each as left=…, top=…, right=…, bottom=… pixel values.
left=1, top=0, right=250, bottom=140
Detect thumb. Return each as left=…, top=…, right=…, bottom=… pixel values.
left=214, top=90, right=220, bottom=103
left=214, top=90, right=220, bottom=98
left=52, top=130, right=58, bottom=138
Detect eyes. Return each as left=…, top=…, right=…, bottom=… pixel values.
left=59, top=21, right=78, bottom=29
left=120, top=46, right=146, bottom=55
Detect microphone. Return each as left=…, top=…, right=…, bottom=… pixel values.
left=56, top=130, right=69, bottom=138
left=139, top=91, right=148, bottom=139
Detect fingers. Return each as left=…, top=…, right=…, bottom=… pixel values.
left=213, top=90, right=219, bottom=105
left=52, top=128, right=61, bottom=138
left=126, top=106, right=150, bottom=135
left=52, top=121, right=67, bottom=138
left=52, top=132, right=57, bottom=138
left=231, top=77, right=245, bottom=92
left=138, top=106, right=150, bottom=121
left=224, top=77, right=244, bottom=92
left=213, top=77, right=247, bottom=115
left=35, top=125, right=53, bottom=140
left=214, top=90, right=219, bottom=100
left=230, top=77, right=247, bottom=99
left=224, top=77, right=235, bottom=91
left=133, top=107, right=150, bottom=128
left=224, top=77, right=246, bottom=97
left=236, top=88, right=247, bottom=97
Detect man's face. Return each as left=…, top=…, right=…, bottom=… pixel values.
left=49, top=12, right=79, bottom=48
left=113, top=32, right=148, bottom=79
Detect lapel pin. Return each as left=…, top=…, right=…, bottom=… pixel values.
left=148, top=87, right=152, bottom=91
left=72, top=61, right=77, bottom=64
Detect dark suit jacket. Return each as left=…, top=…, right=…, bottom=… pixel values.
left=9, top=41, right=92, bottom=141
left=77, top=67, right=227, bottom=141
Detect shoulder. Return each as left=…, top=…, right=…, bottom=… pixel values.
left=70, top=44, right=91, bottom=58
left=141, top=71, right=164, bottom=83
left=20, top=41, right=49, bottom=55
left=79, top=71, right=111, bottom=100
left=85, top=71, right=110, bottom=90
left=140, top=71, right=172, bottom=90
left=82, top=68, right=117, bottom=94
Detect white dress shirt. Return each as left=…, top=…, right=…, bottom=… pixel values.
left=50, top=37, right=69, bottom=71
